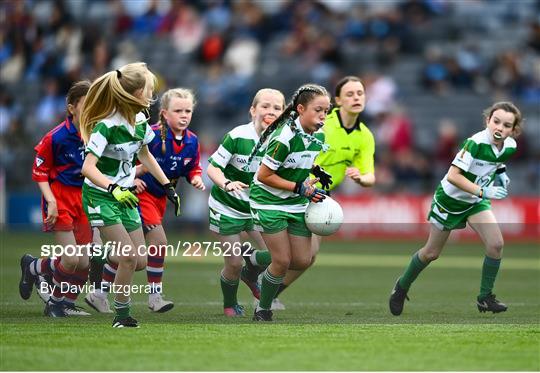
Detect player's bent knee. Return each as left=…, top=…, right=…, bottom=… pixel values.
left=487, top=239, right=504, bottom=256
left=298, top=257, right=312, bottom=270
left=289, top=256, right=312, bottom=270
left=225, top=260, right=243, bottom=274
left=118, top=254, right=138, bottom=270
left=135, top=256, right=147, bottom=271
left=421, top=249, right=440, bottom=262
left=76, top=261, right=90, bottom=271
left=62, top=255, right=79, bottom=270
left=272, top=256, right=291, bottom=272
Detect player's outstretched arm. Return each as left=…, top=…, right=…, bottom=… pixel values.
left=190, top=175, right=206, bottom=191
left=447, top=165, right=507, bottom=200
left=82, top=153, right=139, bottom=207
left=138, top=145, right=181, bottom=214
left=82, top=153, right=116, bottom=190
left=258, top=164, right=325, bottom=203
left=36, top=181, right=58, bottom=226
left=346, top=167, right=375, bottom=187
left=207, top=163, right=247, bottom=192
left=135, top=164, right=148, bottom=177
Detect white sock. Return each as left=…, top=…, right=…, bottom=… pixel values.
left=250, top=252, right=258, bottom=266
left=29, top=258, right=41, bottom=276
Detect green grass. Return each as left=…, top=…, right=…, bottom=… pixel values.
left=1, top=231, right=539, bottom=371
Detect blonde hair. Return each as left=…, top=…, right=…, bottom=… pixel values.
left=159, top=88, right=196, bottom=154
left=250, top=88, right=286, bottom=109
left=483, top=101, right=524, bottom=138
left=80, top=62, right=157, bottom=143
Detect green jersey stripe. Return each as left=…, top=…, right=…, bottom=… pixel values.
left=435, top=129, right=517, bottom=212
left=208, top=123, right=265, bottom=216
left=250, top=119, right=325, bottom=211
left=84, top=112, right=153, bottom=191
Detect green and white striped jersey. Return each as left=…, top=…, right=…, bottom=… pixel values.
left=434, top=128, right=517, bottom=213
left=208, top=122, right=264, bottom=218
left=85, top=112, right=154, bottom=192
left=250, top=118, right=325, bottom=213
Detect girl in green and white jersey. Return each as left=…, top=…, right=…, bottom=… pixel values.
left=80, top=62, right=181, bottom=328
left=248, top=84, right=332, bottom=321
left=389, top=101, right=523, bottom=316
left=207, top=88, right=285, bottom=317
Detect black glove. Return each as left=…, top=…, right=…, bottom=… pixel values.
left=294, top=180, right=326, bottom=203
left=163, top=182, right=181, bottom=216
left=312, top=165, right=333, bottom=190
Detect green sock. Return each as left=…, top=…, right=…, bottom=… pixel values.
left=259, top=269, right=283, bottom=310
left=114, top=299, right=130, bottom=319
left=240, top=265, right=257, bottom=282
left=90, top=244, right=109, bottom=265
left=479, top=255, right=501, bottom=299
left=220, top=273, right=239, bottom=308
left=253, top=250, right=272, bottom=266
left=275, top=283, right=288, bottom=297
left=398, top=252, right=428, bottom=290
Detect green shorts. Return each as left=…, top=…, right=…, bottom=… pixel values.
left=251, top=207, right=311, bottom=237
left=427, top=199, right=491, bottom=231
left=209, top=207, right=254, bottom=236
left=82, top=184, right=141, bottom=232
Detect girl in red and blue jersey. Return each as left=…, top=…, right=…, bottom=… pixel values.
left=86, top=88, right=205, bottom=313
left=20, top=80, right=93, bottom=317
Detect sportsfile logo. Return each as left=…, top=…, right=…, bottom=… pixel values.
left=40, top=242, right=180, bottom=259
left=40, top=241, right=253, bottom=258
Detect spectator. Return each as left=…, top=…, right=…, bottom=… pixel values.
left=111, top=40, right=140, bottom=69
left=35, top=78, right=64, bottom=131
left=420, top=45, right=450, bottom=94
left=172, top=4, right=205, bottom=55
left=0, top=91, right=20, bottom=135
left=363, top=72, right=398, bottom=118
left=374, top=105, right=413, bottom=154
left=223, top=35, right=260, bottom=78
left=434, top=118, right=459, bottom=180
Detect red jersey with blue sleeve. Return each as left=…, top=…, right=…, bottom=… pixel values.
left=32, top=117, right=86, bottom=187
left=31, top=117, right=91, bottom=243
left=140, top=125, right=203, bottom=198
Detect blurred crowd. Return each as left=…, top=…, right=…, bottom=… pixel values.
left=1, top=0, right=539, bottom=196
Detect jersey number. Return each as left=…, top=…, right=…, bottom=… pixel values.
left=171, top=161, right=177, bottom=171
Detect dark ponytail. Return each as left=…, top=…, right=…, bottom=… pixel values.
left=66, top=80, right=91, bottom=117
left=244, top=84, right=330, bottom=170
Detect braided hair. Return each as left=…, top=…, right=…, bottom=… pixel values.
left=244, top=84, right=330, bottom=170
left=159, top=112, right=168, bottom=154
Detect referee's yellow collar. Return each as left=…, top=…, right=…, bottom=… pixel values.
left=328, top=107, right=363, bottom=132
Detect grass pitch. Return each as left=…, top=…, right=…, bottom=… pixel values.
left=1, top=231, right=539, bottom=371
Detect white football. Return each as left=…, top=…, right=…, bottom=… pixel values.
left=305, top=196, right=344, bottom=236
